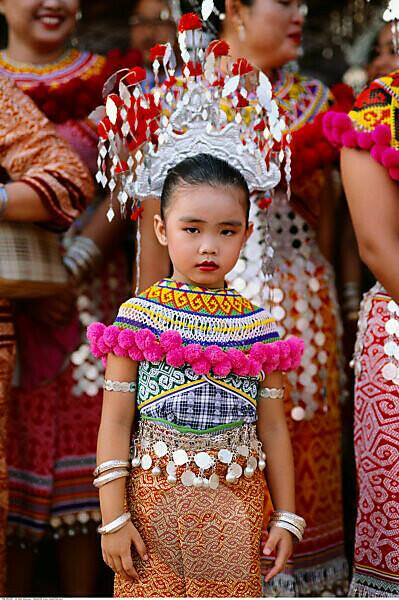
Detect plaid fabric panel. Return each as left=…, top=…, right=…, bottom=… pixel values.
left=138, top=361, right=258, bottom=430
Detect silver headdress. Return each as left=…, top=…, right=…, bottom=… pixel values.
left=93, top=11, right=289, bottom=222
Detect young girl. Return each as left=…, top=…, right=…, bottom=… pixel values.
left=88, top=154, right=305, bottom=598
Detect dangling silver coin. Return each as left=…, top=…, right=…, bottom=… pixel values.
left=291, top=406, right=306, bottom=421
left=209, top=473, right=220, bottom=490
left=194, top=452, right=213, bottom=470
left=131, top=456, right=141, bottom=468
left=152, top=465, right=161, bottom=476
left=181, top=470, right=195, bottom=487
left=247, top=456, right=258, bottom=470
left=229, top=463, right=243, bottom=478
left=218, top=449, right=233, bottom=464
left=166, top=461, right=177, bottom=476
left=167, top=474, right=177, bottom=485
left=173, top=449, right=189, bottom=466
left=141, top=454, right=152, bottom=470
left=153, top=441, right=168, bottom=458
left=237, top=445, right=250, bottom=458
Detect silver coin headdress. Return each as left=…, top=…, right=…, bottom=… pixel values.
left=93, top=10, right=289, bottom=222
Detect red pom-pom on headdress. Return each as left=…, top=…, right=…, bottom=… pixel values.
left=178, top=12, right=202, bottom=32
left=206, top=40, right=230, bottom=57
left=232, top=58, right=254, bottom=76
left=149, top=44, right=167, bottom=62
left=124, top=66, right=147, bottom=86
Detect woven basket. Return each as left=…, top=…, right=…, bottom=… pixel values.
left=0, top=222, right=68, bottom=298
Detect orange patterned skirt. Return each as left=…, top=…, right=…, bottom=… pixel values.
left=114, top=465, right=268, bottom=598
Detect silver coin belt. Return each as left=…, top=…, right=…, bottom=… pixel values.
left=131, top=420, right=266, bottom=490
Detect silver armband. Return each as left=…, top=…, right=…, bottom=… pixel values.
left=97, top=512, right=131, bottom=535
left=103, top=379, right=137, bottom=393
left=259, top=387, right=285, bottom=400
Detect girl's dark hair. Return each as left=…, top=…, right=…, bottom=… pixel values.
left=179, top=0, right=254, bottom=36
left=160, top=153, right=250, bottom=224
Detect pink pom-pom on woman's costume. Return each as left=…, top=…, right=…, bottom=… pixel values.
left=334, top=112, right=352, bottom=131
left=103, top=325, right=121, bottom=348
left=87, top=322, right=106, bottom=343
left=249, top=342, right=269, bottom=363
left=204, top=345, right=225, bottom=365
left=191, top=357, right=212, bottom=376
left=118, top=329, right=137, bottom=350
left=160, top=330, right=183, bottom=352
left=144, top=342, right=164, bottom=363
left=213, top=356, right=232, bottom=377
left=97, top=337, right=109, bottom=355
left=372, top=124, right=391, bottom=146
left=341, top=130, right=358, bottom=148
left=370, top=144, right=385, bottom=164
left=357, top=131, right=373, bottom=150
left=135, top=328, right=157, bottom=351
left=128, top=346, right=144, bottom=361
left=113, top=344, right=129, bottom=358
left=262, top=343, right=281, bottom=374
left=232, top=355, right=250, bottom=377
left=381, top=147, right=399, bottom=169
left=247, top=359, right=262, bottom=377
left=279, top=342, right=292, bottom=372
left=226, top=348, right=246, bottom=371
left=287, top=337, right=305, bottom=368
left=184, top=344, right=203, bottom=363
left=166, top=347, right=186, bottom=368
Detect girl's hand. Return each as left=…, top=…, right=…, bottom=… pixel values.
left=262, top=526, right=294, bottom=583
left=101, top=521, right=148, bottom=581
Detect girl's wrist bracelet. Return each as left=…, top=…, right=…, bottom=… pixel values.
left=93, top=469, right=129, bottom=488
left=97, top=512, right=131, bottom=535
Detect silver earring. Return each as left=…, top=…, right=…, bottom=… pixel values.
left=76, top=9, right=82, bottom=22
left=238, top=24, right=246, bottom=42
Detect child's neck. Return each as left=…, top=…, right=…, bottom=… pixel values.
left=171, top=271, right=226, bottom=290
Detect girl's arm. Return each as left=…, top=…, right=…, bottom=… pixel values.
left=97, top=354, right=148, bottom=582
left=256, top=371, right=295, bottom=582
left=341, top=148, right=399, bottom=303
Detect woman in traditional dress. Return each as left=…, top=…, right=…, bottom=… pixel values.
left=324, top=70, right=399, bottom=598
left=139, top=0, right=349, bottom=595
left=0, top=0, right=139, bottom=595
left=0, top=74, right=93, bottom=595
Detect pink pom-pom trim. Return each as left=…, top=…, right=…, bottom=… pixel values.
left=86, top=324, right=304, bottom=377
left=323, top=111, right=399, bottom=182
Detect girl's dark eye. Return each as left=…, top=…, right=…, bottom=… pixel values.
left=221, top=230, right=235, bottom=236
left=184, top=227, right=199, bottom=234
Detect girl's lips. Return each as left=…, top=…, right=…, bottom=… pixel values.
left=288, top=33, right=302, bottom=45
left=197, top=262, right=219, bottom=272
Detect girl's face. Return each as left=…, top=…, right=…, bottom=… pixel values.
left=368, top=24, right=399, bottom=82
left=0, top=0, right=80, bottom=51
left=154, top=183, right=252, bottom=289
left=229, top=0, right=305, bottom=71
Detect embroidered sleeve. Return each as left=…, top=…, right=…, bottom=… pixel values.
left=0, top=76, right=94, bottom=230
left=323, top=72, right=399, bottom=181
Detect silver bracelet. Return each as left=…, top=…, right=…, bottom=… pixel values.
left=270, top=520, right=304, bottom=543
left=270, top=510, right=306, bottom=529
left=103, top=379, right=137, bottom=393
left=259, top=387, right=285, bottom=400
left=93, top=469, right=129, bottom=488
left=0, top=184, right=9, bottom=220
left=97, top=512, right=131, bottom=535
left=93, top=459, right=130, bottom=477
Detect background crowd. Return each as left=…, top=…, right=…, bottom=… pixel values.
left=0, top=0, right=398, bottom=597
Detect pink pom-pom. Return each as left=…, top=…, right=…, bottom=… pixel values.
left=287, top=337, right=304, bottom=368
left=160, top=330, right=182, bottom=352
left=357, top=131, right=373, bottom=150
left=143, top=342, right=164, bottom=363
left=371, top=144, right=385, bottom=163
left=226, top=348, right=246, bottom=371
left=262, top=342, right=281, bottom=374
left=191, top=357, right=212, bottom=375
left=97, top=337, right=109, bottom=355
left=113, top=344, right=129, bottom=358
left=249, top=342, right=269, bottom=363
left=247, top=359, right=262, bottom=377
left=279, top=342, right=292, bottom=372
left=103, top=325, right=121, bottom=348
left=212, top=356, right=232, bottom=377
left=118, top=329, right=138, bottom=350
left=166, top=347, right=185, bottom=368
left=184, top=344, right=203, bottom=362
left=334, top=112, right=352, bottom=131
left=204, top=345, right=225, bottom=365
left=128, top=346, right=144, bottom=361
left=341, top=130, right=358, bottom=148
left=91, top=345, right=103, bottom=359
left=232, top=355, right=250, bottom=377
left=389, top=167, right=399, bottom=181
left=87, top=322, right=106, bottom=342
left=381, top=147, right=399, bottom=169
left=372, top=124, right=391, bottom=146
left=135, top=329, right=157, bottom=350
left=330, top=129, right=343, bottom=145
left=322, top=111, right=333, bottom=130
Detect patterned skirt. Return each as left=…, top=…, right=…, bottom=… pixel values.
left=349, top=287, right=399, bottom=597
left=7, top=254, right=129, bottom=542
left=0, top=299, right=16, bottom=594
left=114, top=462, right=267, bottom=598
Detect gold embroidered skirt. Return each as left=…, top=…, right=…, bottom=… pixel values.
left=114, top=438, right=268, bottom=598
